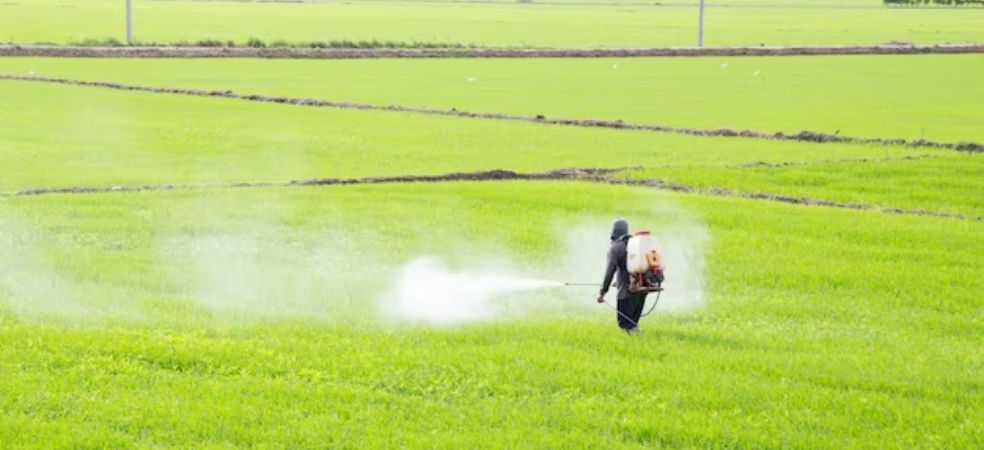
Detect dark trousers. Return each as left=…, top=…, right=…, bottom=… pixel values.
left=616, top=293, right=647, bottom=330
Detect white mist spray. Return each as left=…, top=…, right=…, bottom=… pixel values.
left=379, top=212, right=709, bottom=326
left=651, top=224, right=709, bottom=312
left=0, top=215, right=93, bottom=323
left=0, top=192, right=708, bottom=326
left=380, top=256, right=562, bottom=326
left=161, top=228, right=374, bottom=322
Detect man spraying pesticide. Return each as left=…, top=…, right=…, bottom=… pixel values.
left=595, top=218, right=665, bottom=333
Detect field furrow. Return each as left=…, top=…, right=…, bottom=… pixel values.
left=5, top=165, right=979, bottom=222
left=3, top=79, right=926, bottom=193
left=4, top=74, right=980, bottom=152
left=621, top=153, right=984, bottom=217
left=729, top=154, right=934, bottom=168
left=6, top=54, right=981, bottom=142
left=612, top=178, right=981, bottom=220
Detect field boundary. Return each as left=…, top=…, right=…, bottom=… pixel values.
left=10, top=168, right=623, bottom=197
left=731, top=154, right=935, bottom=168
left=2, top=44, right=984, bottom=59
left=3, top=74, right=981, bottom=153
left=603, top=178, right=977, bottom=221
left=7, top=168, right=978, bottom=221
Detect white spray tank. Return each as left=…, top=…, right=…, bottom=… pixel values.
left=626, top=231, right=663, bottom=274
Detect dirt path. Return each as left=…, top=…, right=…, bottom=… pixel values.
left=7, top=167, right=978, bottom=221
left=3, top=44, right=983, bottom=59
left=3, top=75, right=981, bottom=153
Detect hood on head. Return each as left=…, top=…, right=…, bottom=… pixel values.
left=610, top=218, right=629, bottom=241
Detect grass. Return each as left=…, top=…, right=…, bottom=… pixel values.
left=0, top=78, right=928, bottom=193
left=620, top=153, right=984, bottom=216
left=2, top=0, right=984, bottom=48
left=1, top=182, right=981, bottom=447
left=4, top=55, right=983, bottom=142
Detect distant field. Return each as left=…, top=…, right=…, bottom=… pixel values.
left=1, top=0, right=983, bottom=47
left=3, top=55, right=982, bottom=142
left=0, top=78, right=930, bottom=193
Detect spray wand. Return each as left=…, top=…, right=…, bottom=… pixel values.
left=562, top=281, right=663, bottom=325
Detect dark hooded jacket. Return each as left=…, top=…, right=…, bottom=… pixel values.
left=600, top=219, right=633, bottom=300
left=600, top=234, right=633, bottom=300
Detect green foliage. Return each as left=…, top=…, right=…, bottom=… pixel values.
left=245, top=36, right=266, bottom=48
left=192, top=38, right=229, bottom=47
left=71, top=37, right=124, bottom=47
left=239, top=37, right=467, bottom=49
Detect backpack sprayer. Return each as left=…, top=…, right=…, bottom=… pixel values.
left=565, top=230, right=666, bottom=321
left=626, top=231, right=665, bottom=294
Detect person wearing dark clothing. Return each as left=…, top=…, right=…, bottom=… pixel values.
left=597, top=218, right=648, bottom=332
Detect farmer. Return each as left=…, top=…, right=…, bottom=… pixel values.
left=597, top=218, right=647, bottom=333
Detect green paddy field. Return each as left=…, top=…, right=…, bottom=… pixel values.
left=3, top=0, right=984, bottom=47
left=4, top=54, right=984, bottom=142
left=1, top=1, right=982, bottom=448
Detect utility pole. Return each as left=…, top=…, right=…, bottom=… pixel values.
left=697, top=0, right=705, bottom=47
left=126, top=0, right=133, bottom=45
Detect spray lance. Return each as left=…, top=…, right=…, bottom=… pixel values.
left=561, top=281, right=663, bottom=324
left=562, top=282, right=648, bottom=328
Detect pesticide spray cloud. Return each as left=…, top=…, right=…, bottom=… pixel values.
left=380, top=209, right=709, bottom=326
left=651, top=225, right=709, bottom=312
left=0, top=214, right=147, bottom=324
left=166, top=233, right=328, bottom=320
left=381, top=256, right=562, bottom=326
left=0, top=216, right=91, bottom=323
left=0, top=189, right=708, bottom=327
left=160, top=226, right=376, bottom=322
